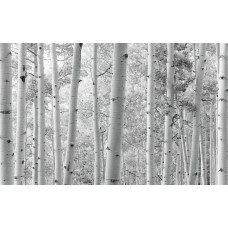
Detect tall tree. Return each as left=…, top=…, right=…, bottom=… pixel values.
left=63, top=43, right=83, bottom=185
left=217, top=43, right=228, bottom=185
left=32, top=45, right=38, bottom=185
left=37, top=43, right=45, bottom=185
left=14, top=43, right=27, bottom=185
left=0, top=44, right=13, bottom=185
left=50, top=43, right=62, bottom=185
left=105, top=43, right=128, bottom=185
left=188, top=43, right=206, bottom=185
left=92, top=43, right=101, bottom=185
left=146, top=43, right=156, bottom=184
left=162, top=43, right=175, bottom=185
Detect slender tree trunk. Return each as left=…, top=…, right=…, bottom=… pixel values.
left=146, top=43, right=156, bottom=184
left=178, top=108, right=189, bottom=181
left=63, top=43, right=83, bottom=185
left=175, top=145, right=181, bottom=185
left=215, top=44, right=219, bottom=185
left=188, top=43, right=206, bottom=185
left=14, top=43, right=27, bottom=185
left=162, top=43, right=175, bottom=185
left=105, top=43, right=128, bottom=185
left=37, top=43, right=45, bottom=185
left=101, top=130, right=105, bottom=184
left=50, top=43, right=62, bottom=185
left=160, top=142, right=164, bottom=183
left=217, top=43, right=228, bottom=185
left=121, top=150, right=126, bottom=185
left=0, top=44, right=13, bottom=185
left=32, top=96, right=38, bottom=184
left=92, top=44, right=101, bottom=185
left=210, top=101, right=213, bottom=185
left=32, top=45, right=38, bottom=185
left=200, top=120, right=207, bottom=185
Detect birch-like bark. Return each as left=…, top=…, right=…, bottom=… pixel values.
left=0, top=44, right=13, bottom=185
left=210, top=102, right=213, bottom=184
left=92, top=44, right=101, bottom=185
left=63, top=43, right=83, bottom=185
left=37, top=43, right=45, bottom=185
left=215, top=43, right=219, bottom=184
left=32, top=45, right=38, bottom=185
left=50, top=43, right=62, bottom=185
left=178, top=108, right=189, bottom=181
left=200, top=120, right=207, bottom=185
left=188, top=43, right=206, bottom=185
left=175, top=145, right=181, bottom=185
left=15, top=43, right=27, bottom=185
left=217, top=43, right=228, bottom=185
left=105, top=43, right=128, bottom=185
left=101, top=130, right=105, bottom=184
left=32, top=96, right=38, bottom=184
left=146, top=43, right=156, bottom=184
left=162, top=43, right=175, bottom=185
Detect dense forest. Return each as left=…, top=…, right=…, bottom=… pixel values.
left=0, top=43, right=226, bottom=185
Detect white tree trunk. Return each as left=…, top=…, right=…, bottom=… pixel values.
left=200, top=120, right=207, bottom=185
left=32, top=45, right=38, bottom=185
left=162, top=43, right=175, bottom=185
left=209, top=102, right=213, bottom=184
left=0, top=43, right=13, bottom=185
left=63, top=43, right=83, bottom=185
left=15, top=43, right=27, bottom=185
left=32, top=96, right=38, bottom=185
left=178, top=108, right=189, bottom=181
left=217, top=43, right=228, bottom=185
left=92, top=44, right=101, bottom=185
left=146, top=43, right=156, bottom=184
left=50, top=43, right=62, bottom=185
left=188, top=43, right=206, bottom=185
left=37, top=43, right=45, bottom=185
left=105, top=43, right=128, bottom=185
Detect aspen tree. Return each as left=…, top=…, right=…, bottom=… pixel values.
left=0, top=44, right=13, bottom=185
left=200, top=120, right=207, bottom=185
left=209, top=102, right=213, bottom=184
left=32, top=45, right=38, bottom=185
left=92, top=44, right=101, bottom=185
left=14, top=43, right=27, bottom=185
left=63, top=43, right=83, bottom=185
left=32, top=96, right=38, bottom=184
left=215, top=44, right=219, bottom=184
left=175, top=146, right=181, bottom=185
left=162, top=43, right=175, bottom=185
left=178, top=108, right=189, bottom=181
left=50, top=43, right=62, bottom=185
left=101, top=130, right=105, bottom=183
left=146, top=43, right=156, bottom=184
left=105, top=43, right=128, bottom=185
left=217, top=43, right=228, bottom=185
left=37, top=43, right=45, bottom=185
left=188, top=43, right=206, bottom=185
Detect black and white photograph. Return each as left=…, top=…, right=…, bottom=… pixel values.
left=1, top=1, right=227, bottom=228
